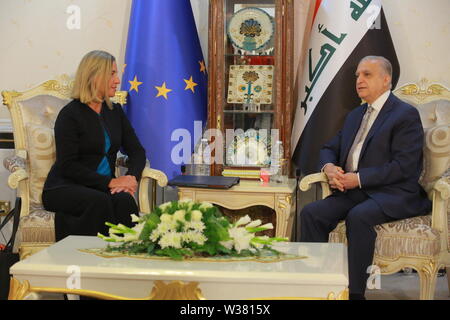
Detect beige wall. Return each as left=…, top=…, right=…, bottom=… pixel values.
left=383, top=0, right=450, bottom=86
left=293, top=0, right=450, bottom=102
left=0, top=0, right=448, bottom=123
left=1, top=0, right=448, bottom=120
left=0, top=0, right=209, bottom=120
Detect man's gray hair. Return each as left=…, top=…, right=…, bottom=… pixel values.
left=359, top=55, right=393, bottom=77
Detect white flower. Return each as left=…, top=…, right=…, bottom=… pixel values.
left=118, top=222, right=145, bottom=242
left=251, top=236, right=269, bottom=249
left=150, top=229, right=160, bottom=242
left=235, top=215, right=251, bottom=227
left=132, top=222, right=145, bottom=233
left=191, top=210, right=203, bottom=222
left=220, top=240, right=233, bottom=250
left=173, top=210, right=186, bottom=222
left=131, top=214, right=141, bottom=223
left=109, top=228, right=120, bottom=234
left=246, top=219, right=262, bottom=228
left=184, top=221, right=205, bottom=232
left=178, top=198, right=193, bottom=204
left=159, top=201, right=172, bottom=211
left=181, top=231, right=193, bottom=243
left=160, top=214, right=173, bottom=224
left=199, top=202, right=213, bottom=210
left=110, top=234, right=124, bottom=241
left=156, top=221, right=175, bottom=234
left=182, top=231, right=207, bottom=245
left=159, top=231, right=182, bottom=249
left=191, top=232, right=207, bottom=245
left=227, top=226, right=253, bottom=253
left=259, top=223, right=273, bottom=230
left=123, top=234, right=138, bottom=242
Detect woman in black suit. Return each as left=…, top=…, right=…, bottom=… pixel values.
left=43, top=50, right=146, bottom=241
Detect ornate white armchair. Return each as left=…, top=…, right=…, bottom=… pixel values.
left=299, top=80, right=450, bottom=300
left=2, top=75, right=168, bottom=260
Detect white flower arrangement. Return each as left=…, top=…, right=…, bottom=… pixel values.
left=99, top=200, right=287, bottom=260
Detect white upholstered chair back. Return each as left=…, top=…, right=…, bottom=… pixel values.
left=2, top=75, right=129, bottom=257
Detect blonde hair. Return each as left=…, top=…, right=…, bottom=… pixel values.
left=71, top=50, right=116, bottom=109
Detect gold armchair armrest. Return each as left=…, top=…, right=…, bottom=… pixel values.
left=432, top=177, right=450, bottom=201
left=8, top=169, right=28, bottom=190
left=3, top=154, right=28, bottom=189
left=299, top=172, right=332, bottom=199
left=141, top=167, right=168, bottom=188
left=138, top=167, right=168, bottom=214
left=429, top=177, right=450, bottom=233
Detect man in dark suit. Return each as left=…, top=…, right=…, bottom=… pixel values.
left=299, top=56, right=432, bottom=300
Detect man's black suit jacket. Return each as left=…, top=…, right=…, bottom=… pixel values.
left=319, top=93, right=432, bottom=219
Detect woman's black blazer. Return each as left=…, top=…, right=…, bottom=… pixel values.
left=44, top=99, right=146, bottom=192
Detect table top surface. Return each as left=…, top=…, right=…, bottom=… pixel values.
left=11, top=236, right=348, bottom=285
left=178, top=179, right=298, bottom=193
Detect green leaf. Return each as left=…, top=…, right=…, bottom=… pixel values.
left=202, top=243, right=218, bottom=256
left=176, top=220, right=184, bottom=232
left=139, top=213, right=161, bottom=241
left=218, top=218, right=230, bottom=228
left=246, top=226, right=269, bottom=233
left=251, top=238, right=272, bottom=245
left=155, top=248, right=183, bottom=260
left=105, top=222, right=118, bottom=228
left=216, top=244, right=232, bottom=255
left=146, top=243, right=155, bottom=255
left=271, top=237, right=289, bottom=242
left=153, top=206, right=163, bottom=216
left=237, top=249, right=253, bottom=257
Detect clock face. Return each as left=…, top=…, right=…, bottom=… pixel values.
left=226, top=133, right=271, bottom=166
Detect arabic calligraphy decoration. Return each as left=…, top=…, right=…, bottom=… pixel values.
left=300, top=0, right=376, bottom=115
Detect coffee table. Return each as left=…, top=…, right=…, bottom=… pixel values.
left=9, top=236, right=348, bottom=300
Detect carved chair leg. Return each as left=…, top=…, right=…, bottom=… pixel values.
left=417, top=267, right=438, bottom=300
left=446, top=267, right=450, bottom=295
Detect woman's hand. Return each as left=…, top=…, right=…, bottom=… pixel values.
left=108, top=175, right=137, bottom=195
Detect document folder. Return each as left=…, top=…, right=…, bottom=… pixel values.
left=168, top=175, right=240, bottom=189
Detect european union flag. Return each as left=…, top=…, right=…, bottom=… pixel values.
left=122, top=0, right=207, bottom=179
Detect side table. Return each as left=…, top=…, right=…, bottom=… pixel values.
left=178, top=179, right=297, bottom=239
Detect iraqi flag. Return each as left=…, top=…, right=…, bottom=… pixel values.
left=291, top=0, right=400, bottom=175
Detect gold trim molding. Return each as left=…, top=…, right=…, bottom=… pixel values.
left=250, top=288, right=349, bottom=300
left=150, top=280, right=205, bottom=300
left=10, top=277, right=348, bottom=300
left=42, top=79, right=73, bottom=97
left=2, top=91, right=23, bottom=107
left=8, top=278, right=205, bottom=300
left=394, top=79, right=450, bottom=104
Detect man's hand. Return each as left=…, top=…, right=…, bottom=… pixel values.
left=341, top=173, right=359, bottom=190
left=323, top=164, right=345, bottom=192
left=108, top=175, right=138, bottom=195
